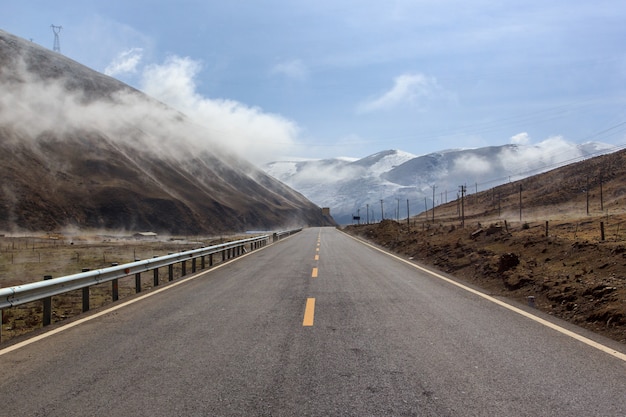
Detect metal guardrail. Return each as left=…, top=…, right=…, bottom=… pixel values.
left=0, top=228, right=303, bottom=342
left=273, top=228, right=303, bottom=241
left=0, top=235, right=269, bottom=310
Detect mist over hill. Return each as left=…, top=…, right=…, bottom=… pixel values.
left=0, top=30, right=335, bottom=234
left=265, top=141, right=617, bottom=225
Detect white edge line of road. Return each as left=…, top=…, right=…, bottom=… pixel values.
left=0, top=241, right=274, bottom=357
left=344, top=232, right=626, bottom=363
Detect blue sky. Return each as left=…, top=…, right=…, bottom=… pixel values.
left=3, top=1, right=626, bottom=164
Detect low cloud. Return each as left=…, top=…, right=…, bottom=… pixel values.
left=357, top=73, right=442, bottom=113
left=510, top=132, right=531, bottom=145
left=139, top=56, right=301, bottom=165
left=452, top=154, right=492, bottom=176
left=104, top=48, right=144, bottom=77
left=0, top=59, right=196, bottom=160
left=1, top=54, right=298, bottom=166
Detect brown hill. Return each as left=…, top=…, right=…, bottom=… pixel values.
left=0, top=30, right=335, bottom=234
left=346, top=149, right=626, bottom=343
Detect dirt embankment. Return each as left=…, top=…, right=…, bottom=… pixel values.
left=345, top=218, right=626, bottom=344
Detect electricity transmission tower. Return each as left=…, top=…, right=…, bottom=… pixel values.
left=51, top=24, right=62, bottom=52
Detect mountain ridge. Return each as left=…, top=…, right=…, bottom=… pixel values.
left=265, top=142, right=617, bottom=224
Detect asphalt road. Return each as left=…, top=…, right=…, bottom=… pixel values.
left=1, top=227, right=625, bottom=416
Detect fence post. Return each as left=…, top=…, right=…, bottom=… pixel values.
left=43, top=275, right=53, bottom=326
left=601, top=222, right=605, bottom=241
left=545, top=221, right=549, bottom=237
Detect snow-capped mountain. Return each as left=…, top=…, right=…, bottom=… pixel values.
left=264, top=139, right=617, bottom=224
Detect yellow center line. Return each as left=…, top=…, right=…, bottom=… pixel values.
left=312, top=267, right=318, bottom=278
left=303, top=298, right=315, bottom=326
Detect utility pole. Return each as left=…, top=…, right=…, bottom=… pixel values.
left=51, top=24, right=62, bottom=52
left=366, top=204, right=369, bottom=224
left=432, top=185, right=437, bottom=223
left=586, top=176, right=590, bottom=215
left=600, top=175, right=604, bottom=212
left=406, top=199, right=410, bottom=231
left=519, top=184, right=523, bottom=222
left=380, top=199, right=384, bottom=221
left=396, top=198, right=400, bottom=222
left=459, top=185, right=466, bottom=228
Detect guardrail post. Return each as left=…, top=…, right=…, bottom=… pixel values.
left=152, top=256, right=159, bottom=286
left=222, top=250, right=226, bottom=261
left=135, top=272, right=141, bottom=293
left=43, top=275, right=53, bottom=326
left=168, top=264, right=174, bottom=281
left=181, top=260, right=186, bottom=276
left=81, top=269, right=90, bottom=312
left=201, top=255, right=205, bottom=269
left=112, top=279, right=119, bottom=301
left=209, top=253, right=213, bottom=267
left=192, top=257, right=197, bottom=273
left=111, top=263, right=119, bottom=302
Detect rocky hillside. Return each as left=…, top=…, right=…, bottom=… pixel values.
left=0, top=30, right=335, bottom=234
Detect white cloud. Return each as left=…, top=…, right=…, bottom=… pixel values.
left=0, top=54, right=304, bottom=167
left=510, top=132, right=531, bottom=145
left=271, top=59, right=309, bottom=80
left=357, top=73, right=442, bottom=113
left=452, top=154, right=492, bottom=176
left=500, top=135, right=582, bottom=175
left=140, top=56, right=301, bottom=165
left=104, top=48, right=144, bottom=77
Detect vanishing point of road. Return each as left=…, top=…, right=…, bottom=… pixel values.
left=1, top=227, right=625, bottom=416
